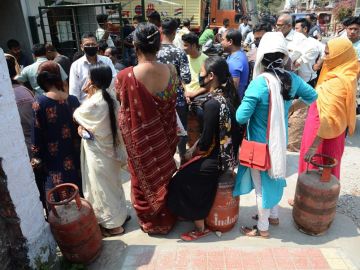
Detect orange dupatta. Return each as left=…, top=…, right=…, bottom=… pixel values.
left=315, top=37, right=359, bottom=139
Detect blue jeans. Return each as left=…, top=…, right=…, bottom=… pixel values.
left=176, top=105, right=188, bottom=158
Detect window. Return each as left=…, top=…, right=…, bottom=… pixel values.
left=218, top=0, right=234, bottom=10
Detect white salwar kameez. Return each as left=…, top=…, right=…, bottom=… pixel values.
left=74, top=90, right=129, bottom=229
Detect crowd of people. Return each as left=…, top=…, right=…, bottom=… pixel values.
left=5, top=10, right=359, bottom=241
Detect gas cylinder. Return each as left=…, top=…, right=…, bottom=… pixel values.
left=293, top=154, right=340, bottom=236
left=206, top=170, right=240, bottom=232
left=47, top=183, right=102, bottom=264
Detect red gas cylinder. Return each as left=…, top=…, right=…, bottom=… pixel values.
left=293, top=154, right=340, bottom=236
left=47, top=183, right=102, bottom=264
left=206, top=171, right=240, bottom=232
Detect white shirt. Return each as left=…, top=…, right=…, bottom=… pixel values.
left=95, top=27, right=115, bottom=47
left=69, top=55, right=117, bottom=103
left=218, top=26, right=228, bottom=36
left=244, top=31, right=254, bottom=46
left=239, top=23, right=251, bottom=37
left=296, top=37, right=325, bottom=82
left=173, top=27, right=190, bottom=49
left=284, top=29, right=307, bottom=62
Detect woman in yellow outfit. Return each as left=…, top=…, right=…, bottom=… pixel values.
left=298, top=37, right=359, bottom=179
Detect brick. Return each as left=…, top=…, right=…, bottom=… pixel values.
left=272, top=247, right=290, bottom=258
left=292, top=257, right=312, bottom=269
left=308, top=256, right=331, bottom=269
left=259, top=257, right=277, bottom=269
left=242, top=256, right=260, bottom=270
left=225, top=256, right=243, bottom=268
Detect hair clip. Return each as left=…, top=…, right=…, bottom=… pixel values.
left=147, top=30, right=159, bottom=40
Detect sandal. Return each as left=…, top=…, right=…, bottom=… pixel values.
left=240, top=226, right=270, bottom=239
left=252, top=214, right=280, bottom=225
left=181, top=228, right=211, bottom=241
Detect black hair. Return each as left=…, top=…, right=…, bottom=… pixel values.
left=107, top=46, right=120, bottom=56
left=261, top=52, right=292, bottom=101
left=32, top=43, right=46, bottom=57
left=7, top=39, right=20, bottom=50
left=343, top=16, right=360, bottom=27
left=96, top=14, right=108, bottom=25
left=147, top=10, right=161, bottom=22
left=175, top=18, right=181, bottom=28
left=225, top=29, right=242, bottom=47
left=253, top=22, right=272, bottom=33
left=36, top=61, right=63, bottom=92
left=296, top=18, right=311, bottom=34
left=88, top=63, right=118, bottom=147
left=307, top=13, right=317, bottom=22
left=161, top=18, right=178, bottom=36
left=73, top=50, right=85, bottom=62
left=133, top=22, right=161, bottom=54
left=183, top=19, right=191, bottom=27
left=5, top=55, right=17, bottom=84
left=81, top=32, right=97, bottom=43
left=223, top=18, right=230, bottom=25
left=123, top=18, right=130, bottom=25
left=182, top=32, right=199, bottom=47
left=98, top=40, right=109, bottom=52
left=204, top=56, right=239, bottom=107
left=133, top=15, right=144, bottom=23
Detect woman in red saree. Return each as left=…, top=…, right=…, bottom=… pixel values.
left=116, top=23, right=178, bottom=234
left=298, top=37, right=359, bottom=179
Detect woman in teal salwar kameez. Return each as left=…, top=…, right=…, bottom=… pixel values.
left=233, top=32, right=318, bottom=238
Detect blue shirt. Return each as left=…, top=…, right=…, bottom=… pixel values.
left=227, top=50, right=249, bottom=99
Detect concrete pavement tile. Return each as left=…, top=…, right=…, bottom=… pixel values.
left=321, top=248, right=342, bottom=259
left=272, top=247, right=290, bottom=257
left=308, top=255, right=331, bottom=269
left=326, top=258, right=349, bottom=270
left=275, top=256, right=296, bottom=270
left=291, top=256, right=312, bottom=269
left=259, top=256, right=278, bottom=269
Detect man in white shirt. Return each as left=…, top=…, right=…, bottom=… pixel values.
left=95, top=14, right=115, bottom=47
left=173, top=19, right=191, bottom=49
left=294, top=18, right=325, bottom=86
left=239, top=16, right=251, bottom=39
left=69, top=32, right=117, bottom=103
left=276, top=14, right=307, bottom=66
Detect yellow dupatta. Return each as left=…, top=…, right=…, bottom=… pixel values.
left=316, top=38, right=359, bottom=139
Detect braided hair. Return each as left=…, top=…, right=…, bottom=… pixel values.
left=88, top=63, right=118, bottom=147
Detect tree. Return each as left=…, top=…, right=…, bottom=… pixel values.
left=333, top=0, right=356, bottom=22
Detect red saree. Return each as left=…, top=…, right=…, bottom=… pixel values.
left=116, top=67, right=178, bottom=234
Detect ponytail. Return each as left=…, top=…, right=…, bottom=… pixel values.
left=101, top=88, right=118, bottom=148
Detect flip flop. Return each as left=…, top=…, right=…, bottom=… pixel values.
left=181, top=228, right=212, bottom=242
left=240, top=226, right=270, bottom=239
left=252, top=214, right=280, bottom=225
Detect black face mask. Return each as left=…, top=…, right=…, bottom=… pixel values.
left=254, top=40, right=260, bottom=48
left=84, top=46, right=98, bottom=57
left=199, top=74, right=208, bottom=87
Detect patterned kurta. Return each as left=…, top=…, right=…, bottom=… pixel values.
left=31, top=95, right=82, bottom=194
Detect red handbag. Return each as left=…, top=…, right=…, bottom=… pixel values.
left=238, top=90, right=272, bottom=171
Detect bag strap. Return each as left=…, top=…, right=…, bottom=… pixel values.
left=243, top=76, right=272, bottom=142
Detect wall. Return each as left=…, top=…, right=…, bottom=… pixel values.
left=0, top=0, right=33, bottom=58
left=0, top=49, right=56, bottom=268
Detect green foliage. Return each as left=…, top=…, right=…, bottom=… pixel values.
left=334, top=0, right=355, bottom=22
left=59, top=258, right=86, bottom=270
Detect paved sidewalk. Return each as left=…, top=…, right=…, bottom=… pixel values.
left=88, top=118, right=360, bottom=270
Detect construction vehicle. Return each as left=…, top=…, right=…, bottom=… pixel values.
left=115, top=0, right=207, bottom=32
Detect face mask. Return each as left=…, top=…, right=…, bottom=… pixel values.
left=84, top=46, right=98, bottom=57
left=254, top=40, right=260, bottom=48
left=199, top=74, right=208, bottom=87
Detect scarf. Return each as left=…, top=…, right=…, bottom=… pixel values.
left=315, top=37, right=359, bottom=139
left=262, top=73, right=287, bottom=179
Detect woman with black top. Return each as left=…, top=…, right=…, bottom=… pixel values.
left=167, top=56, right=241, bottom=241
